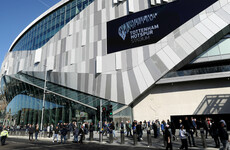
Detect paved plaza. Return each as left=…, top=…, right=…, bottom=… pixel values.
left=1, top=130, right=223, bottom=150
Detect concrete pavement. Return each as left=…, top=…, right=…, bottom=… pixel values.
left=5, top=129, right=222, bottom=150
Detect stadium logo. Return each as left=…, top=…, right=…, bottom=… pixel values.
left=118, top=13, right=158, bottom=40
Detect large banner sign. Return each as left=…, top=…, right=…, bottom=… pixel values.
left=107, top=0, right=217, bottom=54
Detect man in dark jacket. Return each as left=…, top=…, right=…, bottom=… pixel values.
left=28, top=125, right=34, bottom=141
left=219, top=121, right=229, bottom=149
left=184, top=117, right=195, bottom=147
left=210, top=121, right=220, bottom=148
left=136, top=121, right=143, bottom=141
left=60, top=125, right=68, bottom=144
left=78, top=125, right=85, bottom=144
left=152, top=121, right=158, bottom=138
left=165, top=125, right=172, bottom=150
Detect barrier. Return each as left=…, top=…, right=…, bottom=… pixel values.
left=109, top=132, right=113, bottom=143
left=99, top=131, right=103, bottom=142
left=133, top=131, right=137, bottom=145
left=120, top=129, right=124, bottom=144
left=89, top=130, right=93, bottom=141
left=147, top=129, right=152, bottom=146
left=43, top=131, right=47, bottom=138
left=67, top=132, right=70, bottom=139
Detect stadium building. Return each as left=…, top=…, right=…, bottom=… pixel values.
left=1, top=0, right=230, bottom=127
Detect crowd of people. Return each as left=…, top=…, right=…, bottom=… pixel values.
left=0, top=117, right=229, bottom=149
left=97, top=118, right=229, bottom=150
left=23, top=122, right=90, bottom=144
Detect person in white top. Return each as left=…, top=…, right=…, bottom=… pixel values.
left=179, top=125, right=188, bottom=150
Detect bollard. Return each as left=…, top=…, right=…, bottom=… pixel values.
left=200, top=128, right=207, bottom=148
left=39, top=131, right=42, bottom=138
left=109, top=131, right=113, bottom=143
left=99, top=131, right=103, bottom=142
left=120, top=129, right=125, bottom=144
left=22, top=130, right=25, bottom=136
left=133, top=130, right=137, bottom=146
left=89, top=130, right=94, bottom=141
left=44, top=131, right=47, bottom=138
left=67, top=131, right=70, bottom=139
left=147, top=129, right=152, bottom=146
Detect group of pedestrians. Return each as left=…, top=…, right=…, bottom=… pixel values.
left=109, top=118, right=229, bottom=150
left=178, top=117, right=229, bottom=150
left=20, top=122, right=91, bottom=144
left=1, top=117, right=229, bottom=149
left=99, top=121, right=116, bottom=138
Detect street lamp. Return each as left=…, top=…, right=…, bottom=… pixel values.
left=40, top=65, right=48, bottom=130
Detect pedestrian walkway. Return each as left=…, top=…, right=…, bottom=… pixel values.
left=8, top=130, right=222, bottom=150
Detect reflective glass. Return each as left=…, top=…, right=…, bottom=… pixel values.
left=1, top=73, right=132, bottom=128
left=219, top=39, right=230, bottom=55
left=163, top=35, right=230, bottom=78
left=11, top=0, right=95, bottom=51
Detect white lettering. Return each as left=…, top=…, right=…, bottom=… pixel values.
left=118, top=13, right=158, bottom=40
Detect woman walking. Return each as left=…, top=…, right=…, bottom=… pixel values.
left=179, top=125, right=188, bottom=150
left=35, top=125, right=40, bottom=141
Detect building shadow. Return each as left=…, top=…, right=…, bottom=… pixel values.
left=193, top=94, right=230, bottom=115
left=171, top=94, right=230, bottom=129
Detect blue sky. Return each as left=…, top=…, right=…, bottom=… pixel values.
left=0, top=0, right=60, bottom=67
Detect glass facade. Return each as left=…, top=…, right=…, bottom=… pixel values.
left=192, top=34, right=230, bottom=63
left=0, top=91, right=6, bottom=125
left=0, top=73, right=131, bottom=128
left=163, top=34, right=230, bottom=78
left=11, top=0, right=94, bottom=51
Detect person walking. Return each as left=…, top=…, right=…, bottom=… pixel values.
left=152, top=120, right=158, bottom=138
left=170, top=120, right=176, bottom=141
left=53, top=126, right=59, bottom=143
left=179, top=125, right=188, bottom=150
left=1, top=127, right=8, bottom=146
left=192, top=118, right=198, bottom=137
left=126, top=121, right=132, bottom=137
left=28, top=125, right=34, bottom=141
left=219, top=121, right=229, bottom=150
left=109, top=122, right=116, bottom=138
left=165, top=125, right=172, bottom=150
left=120, top=121, right=124, bottom=131
left=136, top=121, right=143, bottom=141
left=161, top=120, right=166, bottom=146
left=84, top=122, right=88, bottom=135
left=73, top=124, right=79, bottom=143
left=210, top=121, right=220, bottom=148
left=204, top=118, right=210, bottom=139
left=184, top=117, right=196, bottom=147
left=50, top=124, right=53, bottom=138
left=78, top=125, right=85, bottom=144
left=60, top=125, right=68, bottom=144
left=34, top=125, right=40, bottom=141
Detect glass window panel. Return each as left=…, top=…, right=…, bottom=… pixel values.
left=12, top=0, right=94, bottom=51
left=219, top=39, right=230, bottom=55
left=207, top=44, right=220, bottom=56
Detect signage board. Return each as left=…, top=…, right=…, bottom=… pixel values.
left=107, top=0, right=217, bottom=54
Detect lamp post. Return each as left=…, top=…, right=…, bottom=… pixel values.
left=40, top=65, right=48, bottom=130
